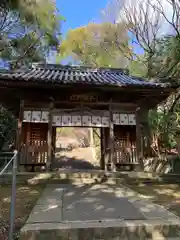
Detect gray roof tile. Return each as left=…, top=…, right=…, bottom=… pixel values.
left=0, top=64, right=171, bottom=88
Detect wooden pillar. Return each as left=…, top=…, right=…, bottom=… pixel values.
left=142, top=109, right=151, bottom=157
left=26, top=123, right=30, bottom=145
left=25, top=122, right=31, bottom=165
left=100, top=128, right=105, bottom=170
left=15, top=99, right=24, bottom=169
left=109, top=103, right=116, bottom=171
left=135, top=107, right=143, bottom=169
left=104, top=128, right=109, bottom=170
left=47, top=102, right=53, bottom=170
left=52, top=126, right=56, bottom=164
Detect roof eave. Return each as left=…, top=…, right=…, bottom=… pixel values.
left=0, top=76, right=177, bottom=92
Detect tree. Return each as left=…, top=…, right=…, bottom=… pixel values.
left=116, top=0, right=180, bottom=79
left=102, top=0, right=180, bottom=161
left=0, top=0, right=63, bottom=68
left=0, top=0, right=63, bottom=150
left=118, top=0, right=164, bottom=78
left=151, top=35, right=180, bottom=79
left=58, top=22, right=131, bottom=68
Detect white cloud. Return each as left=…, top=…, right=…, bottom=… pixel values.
left=117, top=0, right=175, bottom=36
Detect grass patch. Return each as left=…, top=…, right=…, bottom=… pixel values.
left=126, top=182, right=180, bottom=217
left=0, top=184, right=44, bottom=240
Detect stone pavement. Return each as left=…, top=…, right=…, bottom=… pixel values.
left=20, top=182, right=180, bottom=239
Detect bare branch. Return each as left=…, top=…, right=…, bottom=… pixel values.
left=121, top=0, right=162, bottom=53
left=152, top=0, right=180, bottom=36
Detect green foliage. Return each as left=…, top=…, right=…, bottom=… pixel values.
left=0, top=0, right=63, bottom=68
left=2, top=0, right=62, bottom=33
left=149, top=109, right=173, bottom=149
left=58, top=22, right=131, bottom=68
left=0, top=0, right=63, bottom=149
left=148, top=95, right=180, bottom=155
left=127, top=34, right=180, bottom=156
left=150, top=35, right=180, bottom=79
left=102, top=0, right=180, bottom=157
left=128, top=58, right=147, bottom=77
left=146, top=35, right=180, bottom=155
left=0, top=107, right=16, bottom=150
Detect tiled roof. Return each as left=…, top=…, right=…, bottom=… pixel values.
left=0, top=64, right=172, bottom=89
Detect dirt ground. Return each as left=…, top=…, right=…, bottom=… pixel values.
left=0, top=184, right=44, bottom=240
left=126, top=183, right=180, bottom=217
left=55, top=147, right=99, bottom=169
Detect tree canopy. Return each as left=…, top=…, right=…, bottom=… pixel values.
left=116, top=0, right=180, bottom=158
left=0, top=0, right=63, bottom=150
left=0, top=0, right=63, bottom=68
left=58, top=22, right=131, bottom=68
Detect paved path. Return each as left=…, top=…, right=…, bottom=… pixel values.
left=21, top=183, right=180, bottom=239
left=26, top=183, right=179, bottom=223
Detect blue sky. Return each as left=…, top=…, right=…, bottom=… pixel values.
left=47, top=0, right=141, bottom=63
left=56, top=0, right=108, bottom=36
left=47, top=0, right=109, bottom=64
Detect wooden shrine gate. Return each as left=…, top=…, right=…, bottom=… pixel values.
left=0, top=64, right=173, bottom=171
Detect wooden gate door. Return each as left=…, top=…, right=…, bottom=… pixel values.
left=21, top=123, right=48, bottom=169
left=114, top=125, right=137, bottom=165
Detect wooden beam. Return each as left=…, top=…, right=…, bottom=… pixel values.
left=23, top=99, right=137, bottom=108
left=15, top=99, right=24, bottom=169
left=47, top=101, right=54, bottom=170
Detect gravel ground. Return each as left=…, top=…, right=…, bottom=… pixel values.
left=0, top=184, right=44, bottom=240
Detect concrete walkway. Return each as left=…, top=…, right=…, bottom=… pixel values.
left=20, top=183, right=180, bottom=239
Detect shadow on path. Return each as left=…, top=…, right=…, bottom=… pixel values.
left=52, top=156, right=100, bottom=170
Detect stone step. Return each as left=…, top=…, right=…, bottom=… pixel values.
left=0, top=171, right=108, bottom=185
left=20, top=219, right=180, bottom=240
left=2, top=171, right=180, bottom=185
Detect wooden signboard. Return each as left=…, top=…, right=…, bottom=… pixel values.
left=69, top=94, right=98, bottom=103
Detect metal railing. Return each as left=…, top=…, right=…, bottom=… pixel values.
left=0, top=150, right=18, bottom=240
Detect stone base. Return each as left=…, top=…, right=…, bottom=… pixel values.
left=20, top=219, right=180, bottom=240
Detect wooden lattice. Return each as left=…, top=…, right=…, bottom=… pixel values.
left=21, top=123, right=48, bottom=165
left=114, top=126, right=137, bottom=163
